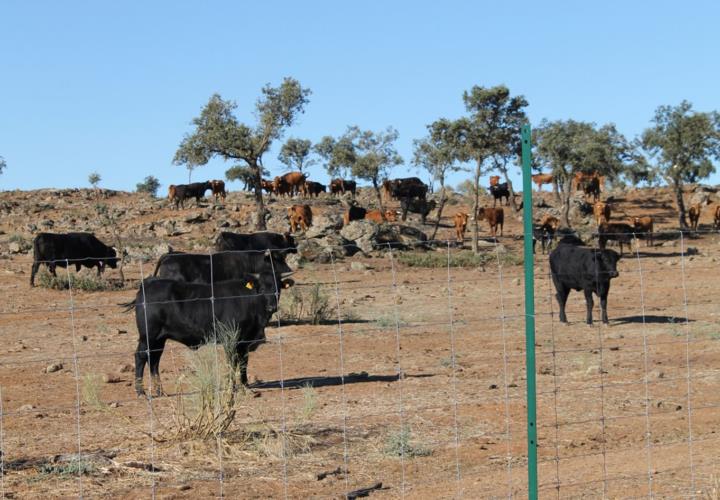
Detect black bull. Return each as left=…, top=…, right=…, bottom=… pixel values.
left=30, top=232, right=118, bottom=287
left=549, top=244, right=620, bottom=325
left=123, top=278, right=276, bottom=396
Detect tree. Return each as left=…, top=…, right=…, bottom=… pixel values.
left=173, top=78, right=311, bottom=230
left=413, top=118, right=465, bottom=240
left=225, top=164, right=269, bottom=191
left=278, top=138, right=315, bottom=173
left=0, top=156, right=6, bottom=175
left=88, top=171, right=101, bottom=190
left=314, top=135, right=356, bottom=179
left=641, top=101, right=720, bottom=228
left=454, top=85, right=529, bottom=252
left=136, top=176, right=161, bottom=197
left=347, top=126, right=403, bottom=213
left=534, top=119, right=637, bottom=227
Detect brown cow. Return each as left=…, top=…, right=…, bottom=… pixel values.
left=167, top=185, right=178, bottom=207
left=593, top=201, right=611, bottom=225
left=539, top=214, right=560, bottom=232
left=489, top=175, right=501, bottom=187
left=210, top=180, right=226, bottom=201
left=288, top=204, right=313, bottom=232
left=330, top=179, right=357, bottom=197
left=454, top=213, right=469, bottom=243
left=476, top=207, right=504, bottom=237
left=260, top=179, right=275, bottom=194
left=274, top=172, right=306, bottom=197
left=714, top=205, right=720, bottom=230
left=632, top=216, right=654, bottom=247
left=365, top=209, right=397, bottom=223
left=532, top=173, right=554, bottom=191
left=688, top=203, right=701, bottom=231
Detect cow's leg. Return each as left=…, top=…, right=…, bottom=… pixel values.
left=30, top=261, right=40, bottom=286
left=555, top=285, right=570, bottom=323
left=584, top=288, right=594, bottom=325
left=49, top=262, right=57, bottom=277
left=75, top=263, right=81, bottom=272
left=147, top=339, right=166, bottom=397
left=134, top=341, right=148, bottom=396
left=500, top=221, right=504, bottom=236
left=600, top=290, right=609, bottom=325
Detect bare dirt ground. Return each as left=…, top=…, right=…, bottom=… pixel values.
left=1, top=186, right=720, bottom=498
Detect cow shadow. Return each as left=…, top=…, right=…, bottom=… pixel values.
left=251, top=371, right=433, bottom=390
left=612, top=315, right=694, bottom=325
left=632, top=248, right=700, bottom=258
left=272, top=318, right=373, bottom=327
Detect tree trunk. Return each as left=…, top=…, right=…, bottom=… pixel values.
left=372, top=178, right=386, bottom=220
left=553, top=181, right=561, bottom=203
left=251, top=161, right=267, bottom=231
left=673, top=179, right=688, bottom=229
left=560, top=181, right=572, bottom=229
left=430, top=182, right=447, bottom=242
left=498, top=164, right=519, bottom=211
left=471, top=161, right=481, bottom=253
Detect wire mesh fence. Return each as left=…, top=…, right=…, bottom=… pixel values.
left=1, top=230, right=720, bottom=498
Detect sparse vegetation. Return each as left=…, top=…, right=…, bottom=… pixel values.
left=384, top=425, right=432, bottom=458
left=38, top=459, right=96, bottom=477
left=88, top=171, right=101, bottom=190
left=8, top=233, right=31, bottom=252
left=300, top=383, right=317, bottom=421
left=36, top=269, right=115, bottom=291
left=398, top=249, right=521, bottom=268
left=279, top=284, right=331, bottom=324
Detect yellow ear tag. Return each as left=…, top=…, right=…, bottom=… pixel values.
left=245, top=282, right=254, bottom=290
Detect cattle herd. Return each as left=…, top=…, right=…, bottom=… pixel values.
left=26, top=169, right=719, bottom=397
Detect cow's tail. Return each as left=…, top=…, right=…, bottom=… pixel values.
left=152, top=254, right=166, bottom=277
left=119, top=299, right=137, bottom=313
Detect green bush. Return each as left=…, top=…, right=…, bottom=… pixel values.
left=36, top=270, right=115, bottom=292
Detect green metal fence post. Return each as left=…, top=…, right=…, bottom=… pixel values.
left=521, top=124, right=538, bottom=499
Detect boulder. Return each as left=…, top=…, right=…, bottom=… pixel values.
left=296, top=239, right=325, bottom=262
left=689, top=191, right=710, bottom=207
left=305, top=213, right=344, bottom=238
left=340, top=220, right=378, bottom=242
left=316, top=233, right=354, bottom=257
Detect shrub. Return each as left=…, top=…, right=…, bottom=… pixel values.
left=36, top=270, right=114, bottom=292
left=136, top=176, right=161, bottom=197
left=172, top=321, right=245, bottom=440
left=398, top=250, right=521, bottom=268
left=88, top=172, right=101, bottom=189
left=384, top=426, right=431, bottom=458
left=279, top=284, right=330, bottom=324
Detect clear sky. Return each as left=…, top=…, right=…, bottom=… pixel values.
left=1, top=1, right=718, bottom=192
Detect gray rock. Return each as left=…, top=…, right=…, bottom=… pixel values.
left=689, top=191, right=710, bottom=207
left=46, top=363, right=63, bottom=373
left=350, top=261, right=370, bottom=271
left=340, top=220, right=378, bottom=242
left=296, top=239, right=325, bottom=262
left=305, top=213, right=344, bottom=238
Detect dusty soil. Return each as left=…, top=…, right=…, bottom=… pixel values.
left=1, top=185, right=719, bottom=498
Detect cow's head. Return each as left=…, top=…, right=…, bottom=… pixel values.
left=385, top=210, right=398, bottom=222
left=596, top=249, right=620, bottom=279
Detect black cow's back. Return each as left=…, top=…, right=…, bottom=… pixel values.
left=214, top=232, right=296, bottom=254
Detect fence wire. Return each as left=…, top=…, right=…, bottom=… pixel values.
left=0, top=230, right=719, bottom=497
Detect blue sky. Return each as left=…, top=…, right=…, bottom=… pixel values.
left=1, top=1, right=718, bottom=192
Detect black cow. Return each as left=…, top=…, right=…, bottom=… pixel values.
left=303, top=181, right=326, bottom=197
left=532, top=225, right=556, bottom=254
left=597, top=222, right=635, bottom=255
left=30, top=232, right=118, bottom=287
left=384, top=177, right=428, bottom=201
left=169, top=181, right=212, bottom=209
left=400, top=198, right=437, bottom=223
left=490, top=183, right=510, bottom=207
left=124, top=276, right=276, bottom=396
left=549, top=245, right=620, bottom=325
left=214, top=232, right=297, bottom=255
left=153, top=251, right=293, bottom=289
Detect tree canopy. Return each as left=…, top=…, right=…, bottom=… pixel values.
left=136, top=175, right=161, bottom=197
left=278, top=138, right=315, bottom=173
left=534, top=119, right=637, bottom=226
left=641, top=101, right=720, bottom=228
left=0, top=156, right=6, bottom=175
left=314, top=135, right=357, bottom=179
left=173, top=77, right=311, bottom=229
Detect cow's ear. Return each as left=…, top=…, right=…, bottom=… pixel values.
left=281, top=278, right=295, bottom=289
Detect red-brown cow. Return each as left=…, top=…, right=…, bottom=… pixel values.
left=476, top=207, right=504, bottom=237
left=288, top=204, right=313, bottom=232
left=454, top=213, right=469, bottom=243
left=210, top=180, right=226, bottom=201
left=632, top=216, right=654, bottom=247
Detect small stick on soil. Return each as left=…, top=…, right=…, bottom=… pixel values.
left=345, top=482, right=384, bottom=499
